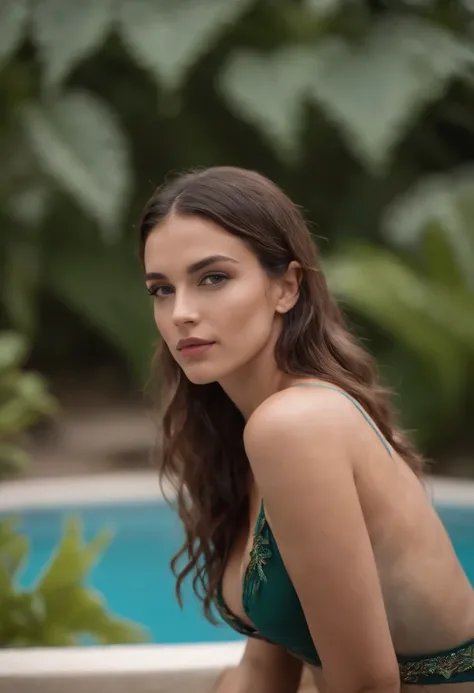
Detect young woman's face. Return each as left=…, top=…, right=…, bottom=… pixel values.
left=144, top=214, right=284, bottom=385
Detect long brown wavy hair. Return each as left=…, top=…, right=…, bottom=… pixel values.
left=138, top=166, right=424, bottom=621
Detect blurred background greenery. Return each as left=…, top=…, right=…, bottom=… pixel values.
left=1, top=0, right=474, bottom=475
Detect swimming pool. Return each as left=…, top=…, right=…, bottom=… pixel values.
left=8, top=500, right=242, bottom=645
left=4, top=485, right=474, bottom=646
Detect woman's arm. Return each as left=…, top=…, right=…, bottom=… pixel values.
left=244, top=387, right=401, bottom=693
left=214, top=638, right=303, bottom=693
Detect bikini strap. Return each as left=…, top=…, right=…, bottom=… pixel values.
left=292, top=383, right=392, bottom=457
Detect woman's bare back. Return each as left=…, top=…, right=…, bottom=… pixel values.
left=350, top=445, right=474, bottom=690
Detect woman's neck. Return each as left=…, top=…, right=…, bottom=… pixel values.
left=219, top=341, right=290, bottom=420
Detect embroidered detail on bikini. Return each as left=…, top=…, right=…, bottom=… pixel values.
left=247, top=518, right=272, bottom=596
left=398, top=643, right=474, bottom=684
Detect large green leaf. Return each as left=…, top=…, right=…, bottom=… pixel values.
left=220, top=17, right=474, bottom=166
left=0, top=0, right=29, bottom=67
left=0, top=516, right=148, bottom=647
left=306, top=0, right=345, bottom=18
left=325, top=245, right=471, bottom=397
left=118, top=0, right=253, bottom=90
left=0, top=520, right=28, bottom=579
left=308, top=17, right=474, bottom=172
left=32, top=0, right=114, bottom=89
left=220, top=47, right=315, bottom=159
left=34, top=518, right=148, bottom=644
left=37, top=517, right=111, bottom=594
left=43, top=585, right=148, bottom=644
left=21, top=91, right=131, bottom=238
left=224, top=17, right=474, bottom=168
left=44, top=222, right=156, bottom=384
left=384, top=168, right=474, bottom=290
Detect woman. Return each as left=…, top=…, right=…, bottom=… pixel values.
left=139, top=166, right=474, bottom=693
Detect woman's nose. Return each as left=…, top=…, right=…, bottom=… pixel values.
left=172, top=291, right=200, bottom=326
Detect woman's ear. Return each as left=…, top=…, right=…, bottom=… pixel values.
left=275, top=261, right=302, bottom=314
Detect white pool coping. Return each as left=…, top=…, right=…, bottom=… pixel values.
left=0, top=471, right=168, bottom=511
left=1, top=472, right=474, bottom=688
left=0, top=642, right=245, bottom=677
left=1, top=471, right=474, bottom=511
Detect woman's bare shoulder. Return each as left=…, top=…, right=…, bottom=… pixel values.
left=244, top=382, right=366, bottom=455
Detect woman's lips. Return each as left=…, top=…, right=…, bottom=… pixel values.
left=179, top=342, right=215, bottom=357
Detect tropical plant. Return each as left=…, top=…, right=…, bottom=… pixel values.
left=1, top=0, right=474, bottom=456
left=0, top=331, right=57, bottom=479
left=325, top=167, right=474, bottom=447
left=0, top=515, right=149, bottom=646
left=0, top=329, right=149, bottom=646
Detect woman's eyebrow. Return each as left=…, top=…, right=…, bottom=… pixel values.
left=145, top=254, right=239, bottom=281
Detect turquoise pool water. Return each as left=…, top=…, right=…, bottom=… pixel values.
left=5, top=501, right=474, bottom=645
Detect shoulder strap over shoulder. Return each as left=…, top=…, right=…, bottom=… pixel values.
left=292, top=383, right=392, bottom=457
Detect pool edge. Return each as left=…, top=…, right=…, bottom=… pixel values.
left=0, top=642, right=245, bottom=693
left=1, top=471, right=474, bottom=511
left=0, top=641, right=245, bottom=676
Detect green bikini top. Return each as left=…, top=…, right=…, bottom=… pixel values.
left=215, top=384, right=474, bottom=686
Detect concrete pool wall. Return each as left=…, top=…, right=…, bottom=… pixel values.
left=1, top=472, right=474, bottom=693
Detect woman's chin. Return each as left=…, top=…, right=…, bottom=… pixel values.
left=182, top=365, right=221, bottom=386
left=180, top=354, right=245, bottom=386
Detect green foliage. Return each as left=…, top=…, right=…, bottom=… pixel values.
left=0, top=516, right=149, bottom=646
left=1, top=0, right=474, bottom=455
left=0, top=330, right=149, bottom=646
left=118, top=0, right=255, bottom=90
left=0, top=332, right=57, bottom=478
left=222, top=17, right=474, bottom=170
left=32, top=0, right=115, bottom=90
left=325, top=168, right=474, bottom=444
left=0, top=0, right=29, bottom=67
left=21, top=90, right=131, bottom=239
left=43, top=222, right=156, bottom=383
left=220, top=46, right=316, bottom=160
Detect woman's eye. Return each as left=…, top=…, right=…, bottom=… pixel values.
left=200, top=273, right=228, bottom=286
left=148, top=285, right=173, bottom=298
left=147, top=274, right=227, bottom=298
